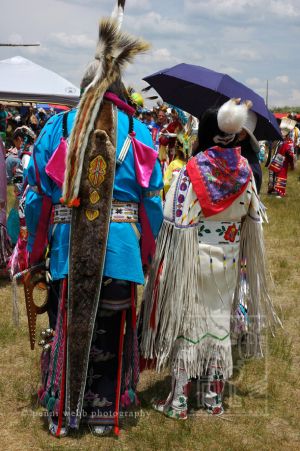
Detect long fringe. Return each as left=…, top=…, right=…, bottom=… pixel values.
left=233, top=215, right=282, bottom=357
left=140, top=221, right=209, bottom=375
left=12, top=275, right=19, bottom=326
left=0, top=223, right=12, bottom=268
left=140, top=214, right=281, bottom=378
left=172, top=339, right=233, bottom=380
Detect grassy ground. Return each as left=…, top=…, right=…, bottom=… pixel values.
left=0, top=167, right=300, bottom=450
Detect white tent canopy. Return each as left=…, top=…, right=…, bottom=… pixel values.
left=0, top=56, right=80, bottom=106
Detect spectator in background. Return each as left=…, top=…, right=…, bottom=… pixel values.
left=0, top=136, right=12, bottom=275
left=27, top=107, right=39, bottom=132
left=163, top=137, right=187, bottom=194
left=287, top=113, right=300, bottom=159
left=0, top=103, right=12, bottom=143
left=143, top=111, right=156, bottom=132
left=6, top=126, right=36, bottom=246
left=268, top=118, right=296, bottom=197
left=152, top=107, right=168, bottom=151
left=37, top=108, right=49, bottom=131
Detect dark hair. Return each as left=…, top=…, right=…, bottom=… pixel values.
left=107, top=78, right=127, bottom=102
left=193, top=107, right=239, bottom=156
left=193, top=108, right=218, bottom=156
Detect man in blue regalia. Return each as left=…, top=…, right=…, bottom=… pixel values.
left=24, top=2, right=163, bottom=437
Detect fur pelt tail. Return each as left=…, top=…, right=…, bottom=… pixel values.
left=62, top=19, right=149, bottom=205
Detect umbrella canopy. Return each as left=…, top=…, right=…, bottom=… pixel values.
left=144, top=63, right=281, bottom=141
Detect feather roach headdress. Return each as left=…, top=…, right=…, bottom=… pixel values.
left=62, top=0, right=150, bottom=205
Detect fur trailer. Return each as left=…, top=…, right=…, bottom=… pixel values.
left=62, top=18, right=150, bottom=205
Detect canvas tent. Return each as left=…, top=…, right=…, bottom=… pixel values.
left=0, top=56, right=80, bottom=106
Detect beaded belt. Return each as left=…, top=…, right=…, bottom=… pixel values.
left=52, top=204, right=72, bottom=224
left=52, top=201, right=139, bottom=224
left=110, top=201, right=138, bottom=223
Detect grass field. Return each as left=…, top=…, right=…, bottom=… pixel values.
left=0, top=167, right=299, bottom=450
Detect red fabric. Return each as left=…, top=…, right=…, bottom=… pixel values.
left=29, top=195, right=52, bottom=265
left=139, top=202, right=156, bottom=268
left=186, top=148, right=251, bottom=218
left=270, top=139, right=294, bottom=196
left=49, top=104, right=70, bottom=111
left=269, top=140, right=293, bottom=173
left=139, top=357, right=157, bottom=372
left=152, top=127, right=159, bottom=144
left=159, top=135, right=169, bottom=146
left=166, top=119, right=182, bottom=148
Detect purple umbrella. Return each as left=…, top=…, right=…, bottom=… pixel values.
left=144, top=63, right=281, bottom=141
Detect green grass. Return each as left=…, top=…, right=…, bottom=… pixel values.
left=1, top=168, right=300, bottom=449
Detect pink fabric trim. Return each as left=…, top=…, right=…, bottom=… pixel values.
left=104, top=92, right=135, bottom=117
left=129, top=132, right=158, bottom=266
left=45, top=137, right=68, bottom=188
left=130, top=132, right=158, bottom=188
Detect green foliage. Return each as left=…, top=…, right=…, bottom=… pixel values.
left=270, top=106, right=300, bottom=113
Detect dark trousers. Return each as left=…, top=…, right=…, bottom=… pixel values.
left=47, top=280, right=61, bottom=330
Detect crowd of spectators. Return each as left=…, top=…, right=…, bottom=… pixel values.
left=0, top=103, right=57, bottom=149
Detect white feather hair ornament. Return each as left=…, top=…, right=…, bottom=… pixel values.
left=217, top=98, right=252, bottom=134
left=111, top=0, right=126, bottom=31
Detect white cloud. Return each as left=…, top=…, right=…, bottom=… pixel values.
left=184, top=0, right=300, bottom=19
left=227, top=48, right=261, bottom=62
left=7, top=34, right=24, bottom=45
left=49, top=32, right=95, bottom=50
left=275, top=75, right=289, bottom=84
left=290, top=90, right=300, bottom=105
left=150, top=48, right=173, bottom=62
left=58, top=0, right=151, bottom=12
left=219, top=66, right=242, bottom=76
left=124, top=12, right=190, bottom=36
left=245, top=77, right=262, bottom=87
left=269, top=0, right=299, bottom=18
left=125, top=0, right=151, bottom=10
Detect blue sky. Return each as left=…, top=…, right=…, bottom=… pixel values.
left=1, top=0, right=299, bottom=108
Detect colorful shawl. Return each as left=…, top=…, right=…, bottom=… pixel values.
left=186, top=146, right=251, bottom=218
